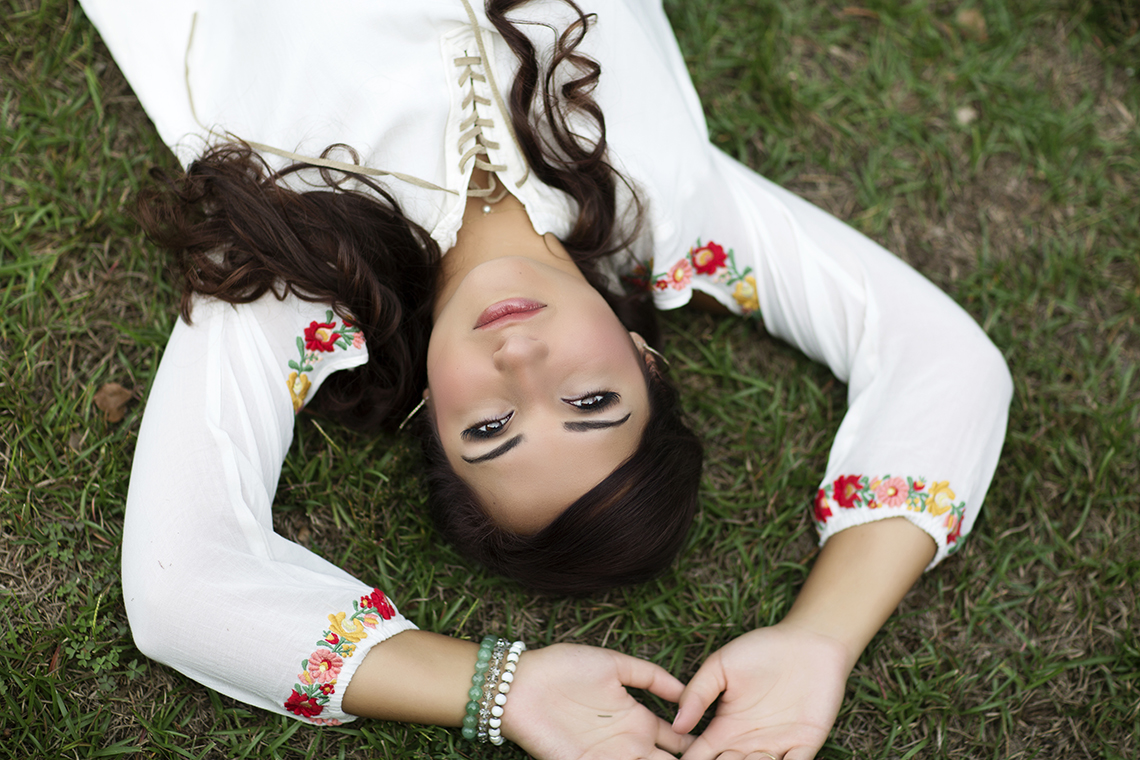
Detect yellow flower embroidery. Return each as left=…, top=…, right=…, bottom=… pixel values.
left=927, top=481, right=956, bottom=516
left=327, top=611, right=369, bottom=643
left=288, top=371, right=311, bottom=413
left=733, top=275, right=759, bottom=312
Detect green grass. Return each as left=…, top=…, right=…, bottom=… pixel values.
left=2, top=0, right=1138, bottom=757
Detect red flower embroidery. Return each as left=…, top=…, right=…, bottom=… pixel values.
left=623, top=264, right=651, bottom=292
left=690, top=241, right=727, bottom=275
left=319, top=683, right=335, bottom=695
left=833, top=475, right=863, bottom=509
left=367, top=589, right=395, bottom=620
left=814, top=489, right=832, bottom=522
left=304, top=321, right=341, bottom=352
left=285, top=689, right=323, bottom=718
left=325, top=633, right=339, bottom=645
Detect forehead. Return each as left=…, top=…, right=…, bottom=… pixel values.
left=450, top=405, right=647, bottom=535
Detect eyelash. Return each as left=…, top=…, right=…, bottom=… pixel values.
left=564, top=391, right=620, bottom=410
left=462, top=412, right=513, bottom=440
left=461, top=392, right=620, bottom=440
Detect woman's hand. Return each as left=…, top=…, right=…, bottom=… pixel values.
left=672, top=625, right=851, bottom=760
left=502, top=643, right=694, bottom=760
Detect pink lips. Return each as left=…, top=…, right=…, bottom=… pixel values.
left=475, top=298, right=546, bottom=329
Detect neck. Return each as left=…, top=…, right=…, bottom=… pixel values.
left=433, top=171, right=586, bottom=320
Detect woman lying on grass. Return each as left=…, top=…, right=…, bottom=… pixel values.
left=83, top=0, right=1013, bottom=757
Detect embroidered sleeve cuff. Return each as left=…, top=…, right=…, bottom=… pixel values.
left=813, top=474, right=967, bottom=569
left=281, top=589, right=417, bottom=725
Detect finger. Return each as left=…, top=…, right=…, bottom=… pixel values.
left=744, top=753, right=781, bottom=760
left=713, top=751, right=746, bottom=760
left=672, top=658, right=726, bottom=734
left=783, top=746, right=820, bottom=760
left=609, top=651, right=686, bottom=702
left=678, top=734, right=717, bottom=760
left=653, top=715, right=694, bottom=755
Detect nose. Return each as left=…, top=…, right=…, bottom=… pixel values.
left=493, top=334, right=548, bottom=373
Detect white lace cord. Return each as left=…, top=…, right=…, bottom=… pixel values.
left=182, top=12, right=458, bottom=196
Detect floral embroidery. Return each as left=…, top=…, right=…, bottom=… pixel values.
left=283, top=588, right=395, bottom=722
left=690, top=241, right=727, bottom=275
left=304, top=321, right=341, bottom=352
left=664, top=259, right=694, bottom=290
left=285, top=310, right=364, bottom=414
left=627, top=239, right=759, bottom=315
left=732, top=275, right=759, bottom=312
left=287, top=372, right=312, bottom=414
left=814, top=474, right=968, bottom=553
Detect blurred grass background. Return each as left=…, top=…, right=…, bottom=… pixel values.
left=2, top=0, right=1137, bottom=757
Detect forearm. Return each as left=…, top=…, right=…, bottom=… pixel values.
left=342, top=630, right=478, bottom=725
left=781, top=518, right=936, bottom=671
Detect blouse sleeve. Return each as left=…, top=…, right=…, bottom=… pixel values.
left=122, top=293, right=416, bottom=725
left=647, top=149, right=1013, bottom=567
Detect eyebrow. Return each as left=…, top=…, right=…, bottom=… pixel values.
left=461, top=435, right=524, bottom=464
left=461, top=413, right=632, bottom=464
left=563, top=412, right=631, bottom=432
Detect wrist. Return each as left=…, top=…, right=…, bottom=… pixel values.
left=774, top=613, right=864, bottom=673
left=462, top=636, right=526, bottom=746
left=780, top=518, right=937, bottom=671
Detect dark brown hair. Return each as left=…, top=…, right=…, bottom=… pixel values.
left=137, top=142, right=442, bottom=431
left=136, top=0, right=703, bottom=594
left=422, top=360, right=702, bottom=596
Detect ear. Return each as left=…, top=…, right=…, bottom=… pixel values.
left=629, top=331, right=654, bottom=368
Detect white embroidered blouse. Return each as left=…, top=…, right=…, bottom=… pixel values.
left=81, top=0, right=1012, bottom=725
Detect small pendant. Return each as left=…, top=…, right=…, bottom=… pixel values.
left=482, top=204, right=492, bottom=215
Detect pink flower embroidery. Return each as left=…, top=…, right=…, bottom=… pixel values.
left=352, top=331, right=366, bottom=349
left=833, top=475, right=863, bottom=508
left=666, top=259, right=693, bottom=290
left=690, top=241, right=727, bottom=275
left=874, top=476, right=909, bottom=507
left=304, top=321, right=341, bottom=352
left=307, top=650, right=343, bottom=684
left=814, top=489, right=832, bottom=522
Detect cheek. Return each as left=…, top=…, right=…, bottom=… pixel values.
left=426, top=339, right=474, bottom=436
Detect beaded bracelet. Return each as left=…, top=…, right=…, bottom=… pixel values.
left=461, top=636, right=527, bottom=745
left=487, top=640, right=526, bottom=746
left=462, top=635, right=497, bottom=741
left=477, top=638, right=510, bottom=742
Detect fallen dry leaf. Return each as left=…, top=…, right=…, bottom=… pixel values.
left=94, top=382, right=133, bottom=423
left=956, top=7, right=988, bottom=40
left=842, top=7, right=880, bottom=20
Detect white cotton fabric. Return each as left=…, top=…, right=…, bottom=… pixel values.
left=82, top=0, right=1013, bottom=723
